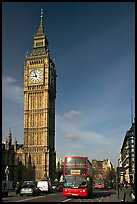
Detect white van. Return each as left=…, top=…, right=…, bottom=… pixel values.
left=37, top=180, right=52, bottom=193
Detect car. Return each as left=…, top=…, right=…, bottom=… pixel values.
left=51, top=182, right=63, bottom=192
left=2, top=182, right=8, bottom=197
left=51, top=182, right=59, bottom=192
left=20, top=181, right=41, bottom=196
left=2, top=188, right=8, bottom=197
left=22, top=181, right=36, bottom=185
left=37, top=180, right=53, bottom=194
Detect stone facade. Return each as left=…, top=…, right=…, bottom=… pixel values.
left=119, top=120, right=135, bottom=183
left=2, top=9, right=56, bottom=182
left=92, top=159, right=116, bottom=182
left=23, top=10, right=56, bottom=181
left=2, top=130, right=26, bottom=183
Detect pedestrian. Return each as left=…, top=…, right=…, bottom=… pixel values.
left=122, top=181, right=134, bottom=202
left=3, top=182, right=7, bottom=190
left=15, top=181, right=21, bottom=194
left=113, top=182, right=116, bottom=190
left=117, top=182, right=120, bottom=199
left=131, top=180, right=135, bottom=202
left=120, top=182, right=123, bottom=191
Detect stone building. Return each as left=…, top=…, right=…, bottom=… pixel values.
left=2, top=130, right=26, bottom=183
left=2, top=9, right=57, bottom=182
left=119, top=119, right=135, bottom=183
left=55, top=156, right=64, bottom=181
left=23, top=8, right=56, bottom=182
left=92, top=159, right=116, bottom=182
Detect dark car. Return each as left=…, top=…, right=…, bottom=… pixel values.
left=58, top=182, right=63, bottom=191
left=51, top=182, right=63, bottom=192
left=20, top=181, right=41, bottom=196
left=51, top=182, right=59, bottom=192
left=2, top=182, right=8, bottom=197
left=2, top=189, right=8, bottom=197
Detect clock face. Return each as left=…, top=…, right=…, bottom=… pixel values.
left=29, top=69, right=43, bottom=83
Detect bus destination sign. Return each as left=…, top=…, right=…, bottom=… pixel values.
left=70, top=169, right=81, bottom=174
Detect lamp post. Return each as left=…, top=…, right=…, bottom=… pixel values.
left=117, top=159, right=120, bottom=199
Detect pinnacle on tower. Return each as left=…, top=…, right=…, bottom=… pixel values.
left=8, top=128, right=12, bottom=140
left=36, top=9, right=45, bottom=36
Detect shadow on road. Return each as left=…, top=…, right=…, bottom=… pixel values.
left=92, top=190, right=116, bottom=199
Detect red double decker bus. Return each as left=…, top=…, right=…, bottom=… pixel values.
left=63, top=155, right=93, bottom=197
left=93, top=179, right=106, bottom=189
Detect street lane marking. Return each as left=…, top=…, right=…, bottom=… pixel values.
left=99, top=196, right=103, bottom=202
left=62, top=198, right=72, bottom=202
left=14, top=195, right=46, bottom=202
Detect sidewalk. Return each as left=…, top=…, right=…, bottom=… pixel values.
left=7, top=190, right=16, bottom=197
left=101, top=189, right=124, bottom=202
left=109, top=190, right=124, bottom=202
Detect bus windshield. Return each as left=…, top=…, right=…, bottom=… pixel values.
left=65, top=157, right=86, bottom=166
left=63, top=176, right=88, bottom=188
left=94, top=180, right=104, bottom=184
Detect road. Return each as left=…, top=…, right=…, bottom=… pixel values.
left=2, top=189, right=122, bottom=202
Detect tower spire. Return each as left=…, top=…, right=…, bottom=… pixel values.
left=36, top=8, right=45, bottom=36
left=41, top=8, right=43, bottom=18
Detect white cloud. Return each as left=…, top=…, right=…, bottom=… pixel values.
left=56, top=112, right=112, bottom=144
left=56, top=112, right=119, bottom=168
left=65, top=132, right=79, bottom=141
left=2, top=76, right=23, bottom=104
left=64, top=129, right=111, bottom=145
left=63, top=110, right=81, bottom=119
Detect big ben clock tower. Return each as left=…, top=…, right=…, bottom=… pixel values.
left=24, top=9, right=56, bottom=181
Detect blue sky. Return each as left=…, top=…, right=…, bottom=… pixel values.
left=2, top=2, right=135, bottom=168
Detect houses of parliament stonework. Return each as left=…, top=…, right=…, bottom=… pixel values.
left=2, top=9, right=57, bottom=182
